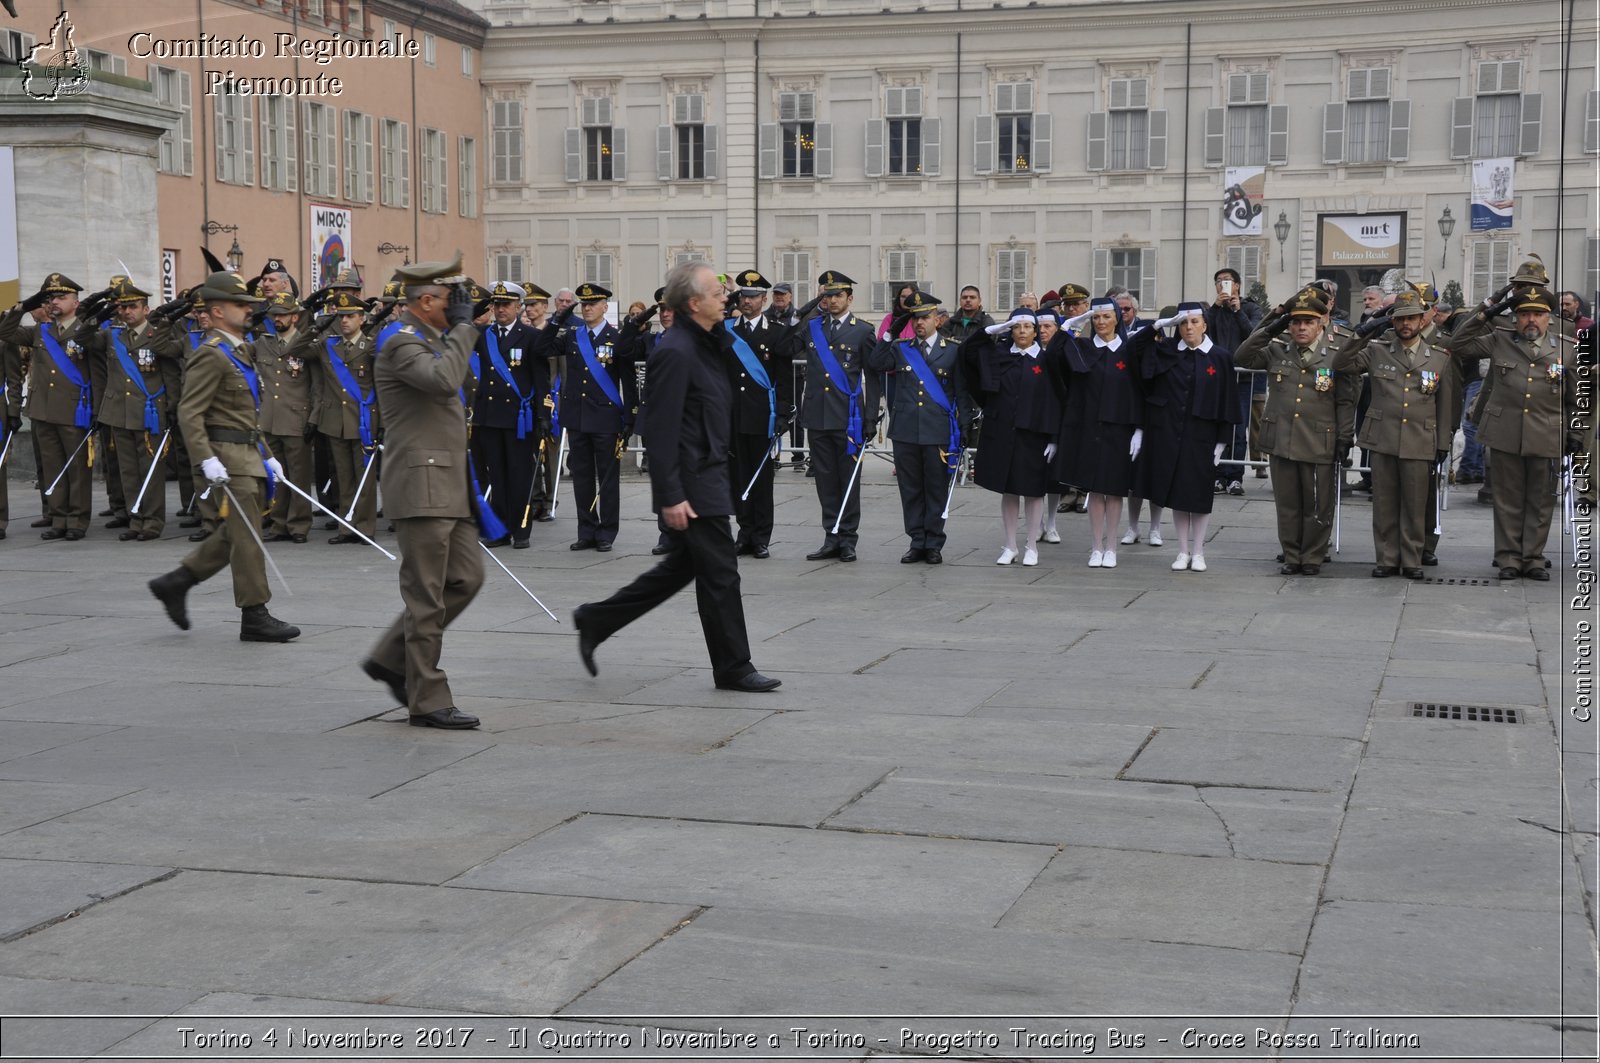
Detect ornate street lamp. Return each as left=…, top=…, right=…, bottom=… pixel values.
left=1437, top=206, right=1456, bottom=268
left=1273, top=210, right=1291, bottom=273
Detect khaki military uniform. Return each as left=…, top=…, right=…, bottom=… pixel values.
left=1234, top=322, right=1359, bottom=567
left=94, top=319, right=182, bottom=536
left=176, top=329, right=271, bottom=607
left=257, top=319, right=319, bottom=538
left=0, top=308, right=94, bottom=534
left=1335, top=331, right=1454, bottom=570
left=366, top=311, right=484, bottom=716
left=310, top=330, right=381, bottom=536
left=1449, top=314, right=1579, bottom=571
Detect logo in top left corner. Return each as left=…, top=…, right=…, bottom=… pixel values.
left=21, top=12, right=90, bottom=102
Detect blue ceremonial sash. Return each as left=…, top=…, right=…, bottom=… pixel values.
left=260, top=317, right=278, bottom=338
left=899, top=339, right=961, bottom=474
left=110, top=327, right=166, bottom=434
left=726, top=320, right=776, bottom=437
left=468, top=452, right=507, bottom=540
left=549, top=373, right=561, bottom=437
left=375, top=319, right=405, bottom=350
left=574, top=326, right=625, bottom=412
left=216, top=337, right=275, bottom=502
left=484, top=328, right=535, bottom=440
left=808, top=317, right=863, bottom=456
left=38, top=323, right=94, bottom=429
left=324, top=337, right=376, bottom=449
left=185, top=327, right=205, bottom=352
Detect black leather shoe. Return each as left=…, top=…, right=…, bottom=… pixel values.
left=925, top=549, right=943, bottom=564
left=1300, top=563, right=1321, bottom=576
left=265, top=532, right=293, bottom=542
left=1371, top=565, right=1398, bottom=578
left=1401, top=567, right=1425, bottom=580
left=901, top=547, right=928, bottom=564
left=239, top=604, right=300, bottom=642
left=570, top=539, right=596, bottom=551
left=289, top=534, right=308, bottom=543
left=332, top=533, right=370, bottom=545
left=188, top=529, right=210, bottom=542
left=178, top=516, right=202, bottom=528
left=138, top=529, right=160, bottom=541
left=361, top=658, right=407, bottom=706
left=1499, top=566, right=1521, bottom=580
left=408, top=707, right=480, bottom=729
left=512, top=539, right=530, bottom=550
left=573, top=606, right=599, bottom=676
left=98, top=507, right=115, bottom=517
left=40, top=527, right=66, bottom=540
left=595, top=541, right=613, bottom=552
left=149, top=568, right=198, bottom=630
left=536, top=511, right=556, bottom=522
left=481, top=535, right=510, bottom=548
left=651, top=543, right=672, bottom=556
left=752, top=544, right=770, bottom=559
left=0, top=528, right=6, bottom=540
left=63, top=529, right=84, bottom=541
left=838, top=546, right=857, bottom=563
left=1524, top=566, right=1551, bottom=581
left=105, top=515, right=131, bottom=529
left=715, top=671, right=782, bottom=692
left=806, top=545, right=841, bottom=561
left=30, top=517, right=50, bottom=528
left=118, top=530, right=140, bottom=541
left=735, top=541, right=754, bottom=557
left=1275, top=552, right=1286, bottom=563
left=1280, top=562, right=1302, bottom=575
left=1421, top=551, right=1439, bottom=566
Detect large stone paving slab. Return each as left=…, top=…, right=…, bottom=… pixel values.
left=614, top=670, right=1010, bottom=715
left=0, top=975, right=204, bottom=1061
left=451, top=815, right=1054, bottom=926
left=1348, top=754, right=1566, bottom=821
left=0, top=788, right=572, bottom=885
left=0, top=721, right=125, bottom=763
left=1122, top=728, right=1363, bottom=792
left=999, top=848, right=1323, bottom=954
left=0, top=858, right=174, bottom=940
left=0, top=870, right=696, bottom=1014
left=0, top=781, right=139, bottom=836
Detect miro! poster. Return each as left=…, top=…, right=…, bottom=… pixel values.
left=310, top=204, right=352, bottom=288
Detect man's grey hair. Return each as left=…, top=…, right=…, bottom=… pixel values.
left=556, top=287, right=576, bottom=300
left=1114, top=292, right=1140, bottom=311
left=405, top=283, right=446, bottom=303
left=1362, top=285, right=1383, bottom=297
left=662, top=261, right=714, bottom=315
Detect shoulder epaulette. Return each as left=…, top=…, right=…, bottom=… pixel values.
left=399, top=325, right=419, bottom=337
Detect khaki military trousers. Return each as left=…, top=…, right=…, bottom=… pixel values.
left=264, top=433, right=313, bottom=537
left=1490, top=449, right=1557, bottom=572
left=329, top=436, right=378, bottom=536
left=111, top=427, right=166, bottom=534
left=180, top=475, right=270, bottom=607
left=35, top=419, right=90, bottom=532
left=370, top=517, right=484, bottom=714
left=1369, top=452, right=1432, bottom=569
left=1268, top=455, right=1336, bottom=566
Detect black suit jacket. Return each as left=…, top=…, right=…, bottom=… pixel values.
left=727, top=313, right=798, bottom=436
left=551, top=320, right=637, bottom=435
left=644, top=316, right=735, bottom=517
left=472, top=319, right=548, bottom=431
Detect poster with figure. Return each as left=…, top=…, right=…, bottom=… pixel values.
left=1470, top=157, right=1514, bottom=231
left=309, top=204, right=353, bottom=289
left=1222, top=166, right=1265, bottom=236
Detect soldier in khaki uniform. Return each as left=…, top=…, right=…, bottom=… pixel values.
left=1233, top=286, right=1359, bottom=575
left=254, top=292, right=318, bottom=543
left=148, top=271, right=299, bottom=641
left=94, top=277, right=181, bottom=540
left=1447, top=286, right=1578, bottom=580
left=361, top=256, right=483, bottom=730
left=0, top=273, right=94, bottom=540
left=307, top=291, right=380, bottom=542
left=1335, top=290, right=1455, bottom=578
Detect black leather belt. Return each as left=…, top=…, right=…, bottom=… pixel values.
left=206, top=427, right=257, bottom=444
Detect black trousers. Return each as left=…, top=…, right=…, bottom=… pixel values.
left=568, top=431, right=621, bottom=545
left=894, top=440, right=951, bottom=550
left=809, top=428, right=861, bottom=549
left=731, top=432, right=775, bottom=548
left=581, top=514, right=753, bottom=684
left=473, top=425, right=537, bottom=541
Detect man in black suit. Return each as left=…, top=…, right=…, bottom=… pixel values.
left=472, top=281, right=548, bottom=548
left=547, top=282, right=634, bottom=551
left=573, top=263, right=781, bottom=693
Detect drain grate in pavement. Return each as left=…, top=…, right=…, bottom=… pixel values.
left=1420, top=577, right=1496, bottom=586
left=1411, top=702, right=1521, bottom=724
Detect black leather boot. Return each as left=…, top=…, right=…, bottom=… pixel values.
left=239, top=604, right=300, bottom=643
left=148, top=568, right=199, bottom=631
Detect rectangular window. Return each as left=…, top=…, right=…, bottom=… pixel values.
left=382, top=18, right=396, bottom=46
left=214, top=89, right=254, bottom=185
left=151, top=65, right=193, bottom=176
left=777, top=250, right=813, bottom=305
left=1474, top=92, right=1520, bottom=157
left=492, top=100, right=523, bottom=184
left=85, top=49, right=126, bottom=76
left=1469, top=239, right=1512, bottom=306
left=458, top=135, right=477, bottom=217
left=674, top=93, right=705, bottom=180
left=420, top=128, right=447, bottom=214
left=994, top=247, right=1029, bottom=310
left=423, top=33, right=436, bottom=66
left=303, top=101, right=337, bottom=197
left=582, top=251, right=614, bottom=290
left=1224, top=244, right=1263, bottom=292
left=581, top=96, right=614, bottom=181
left=996, top=81, right=1033, bottom=174
left=885, top=86, right=923, bottom=176
left=381, top=118, right=409, bottom=207
left=873, top=250, right=922, bottom=312
left=1227, top=104, right=1267, bottom=166
left=1344, top=100, right=1390, bottom=165
left=1, top=30, right=36, bottom=65
left=461, top=46, right=473, bottom=78
left=495, top=254, right=524, bottom=284
left=342, top=109, right=373, bottom=203
left=260, top=94, right=297, bottom=192
left=780, top=91, right=816, bottom=178
left=1107, top=77, right=1149, bottom=171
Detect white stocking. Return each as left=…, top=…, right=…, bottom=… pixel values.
left=1000, top=494, right=1020, bottom=551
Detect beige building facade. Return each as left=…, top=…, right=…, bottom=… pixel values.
left=475, top=0, right=1597, bottom=320
left=4, top=0, right=488, bottom=296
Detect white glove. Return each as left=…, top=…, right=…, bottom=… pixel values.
left=1154, top=315, right=1180, bottom=330
left=264, top=456, right=285, bottom=480
left=1064, top=310, right=1093, bottom=334
left=984, top=319, right=1014, bottom=335
left=1129, top=429, right=1143, bottom=460
left=1044, top=442, right=1057, bottom=462
left=1213, top=442, right=1225, bottom=465
left=201, top=455, right=229, bottom=484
